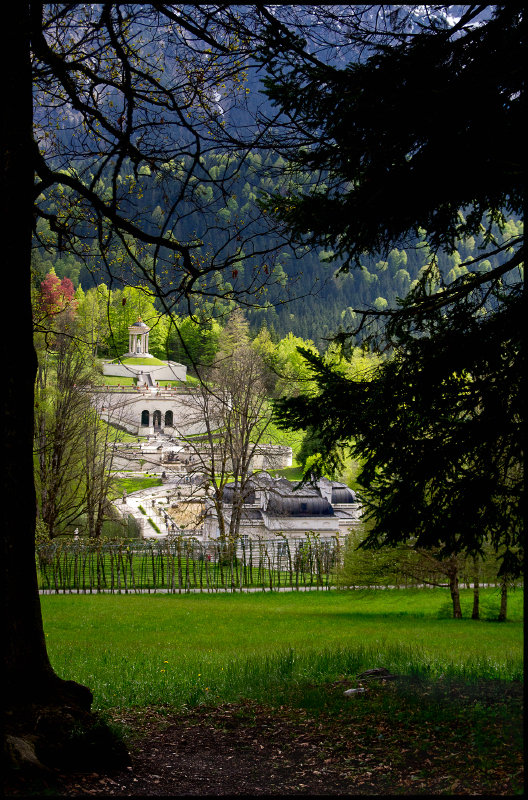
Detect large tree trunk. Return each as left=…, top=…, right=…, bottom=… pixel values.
left=1, top=0, right=67, bottom=709
left=1, top=4, right=127, bottom=779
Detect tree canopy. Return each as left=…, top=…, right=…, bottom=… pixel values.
left=1, top=1, right=309, bottom=770
left=260, top=5, right=523, bottom=270
left=265, top=5, right=524, bottom=575
left=1, top=2, right=524, bottom=775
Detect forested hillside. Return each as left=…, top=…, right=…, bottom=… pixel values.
left=32, top=148, right=522, bottom=347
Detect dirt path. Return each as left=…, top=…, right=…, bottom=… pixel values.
left=5, top=683, right=523, bottom=797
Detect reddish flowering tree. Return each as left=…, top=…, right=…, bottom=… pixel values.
left=37, top=270, right=77, bottom=319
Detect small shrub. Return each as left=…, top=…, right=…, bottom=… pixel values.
left=35, top=519, right=52, bottom=546
left=148, top=518, right=160, bottom=533
left=100, top=517, right=141, bottom=541
left=138, top=505, right=146, bottom=515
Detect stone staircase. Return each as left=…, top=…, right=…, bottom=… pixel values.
left=137, top=371, right=155, bottom=388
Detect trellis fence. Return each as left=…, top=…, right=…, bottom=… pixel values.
left=36, top=535, right=342, bottom=593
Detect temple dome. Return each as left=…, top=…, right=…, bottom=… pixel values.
left=128, top=317, right=150, bottom=331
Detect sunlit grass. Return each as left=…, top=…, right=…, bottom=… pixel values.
left=273, top=465, right=305, bottom=481
left=112, top=356, right=166, bottom=365
left=109, top=476, right=163, bottom=498
left=100, top=376, right=137, bottom=385
left=41, top=588, right=523, bottom=711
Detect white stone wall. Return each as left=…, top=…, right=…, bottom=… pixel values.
left=98, top=391, right=207, bottom=436
left=250, top=445, right=293, bottom=470
left=102, top=359, right=187, bottom=382
left=202, top=503, right=362, bottom=542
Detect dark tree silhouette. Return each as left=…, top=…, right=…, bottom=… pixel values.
left=1, top=2, right=522, bottom=776
left=1, top=1, right=290, bottom=775
left=263, top=6, right=524, bottom=574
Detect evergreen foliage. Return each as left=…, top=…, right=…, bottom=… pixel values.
left=33, top=150, right=521, bottom=349
left=259, top=6, right=523, bottom=267
left=266, top=6, right=524, bottom=575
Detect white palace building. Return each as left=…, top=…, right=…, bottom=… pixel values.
left=100, top=320, right=360, bottom=542
left=98, top=317, right=197, bottom=437
left=97, top=318, right=292, bottom=473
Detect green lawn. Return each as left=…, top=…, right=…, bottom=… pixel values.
left=108, top=476, right=163, bottom=500
left=40, top=588, right=523, bottom=711
left=102, top=421, right=144, bottom=443
left=100, top=376, right=137, bottom=385
left=98, top=376, right=188, bottom=388
left=113, top=356, right=166, bottom=365
left=273, top=465, right=305, bottom=481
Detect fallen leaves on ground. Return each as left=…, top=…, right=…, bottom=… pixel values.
left=4, top=678, right=523, bottom=796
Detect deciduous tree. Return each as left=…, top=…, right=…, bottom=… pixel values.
left=34, top=330, right=95, bottom=538
left=175, top=309, right=279, bottom=553
left=1, top=1, right=288, bottom=774
left=37, top=268, right=76, bottom=319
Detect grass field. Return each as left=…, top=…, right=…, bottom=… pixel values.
left=112, top=356, right=166, bottom=365
left=100, top=376, right=137, bottom=385
left=40, top=588, right=523, bottom=711
left=110, top=476, right=163, bottom=497
left=273, top=464, right=305, bottom=481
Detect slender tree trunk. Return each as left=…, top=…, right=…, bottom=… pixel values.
left=498, top=580, right=508, bottom=622
left=447, top=559, right=463, bottom=619
left=471, top=557, right=480, bottom=620
left=95, top=499, right=105, bottom=539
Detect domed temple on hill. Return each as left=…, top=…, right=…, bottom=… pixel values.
left=96, top=318, right=192, bottom=435
left=102, top=317, right=187, bottom=387
left=125, top=317, right=153, bottom=357
left=96, top=321, right=292, bottom=474
left=95, top=320, right=292, bottom=469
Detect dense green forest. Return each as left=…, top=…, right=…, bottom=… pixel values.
left=32, top=150, right=523, bottom=347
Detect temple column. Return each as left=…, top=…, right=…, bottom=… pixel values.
left=126, top=319, right=151, bottom=359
